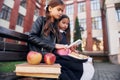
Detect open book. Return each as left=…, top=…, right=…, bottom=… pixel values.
left=67, top=39, right=82, bottom=48
left=68, top=52, right=88, bottom=60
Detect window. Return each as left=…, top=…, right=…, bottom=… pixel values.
left=17, top=14, right=24, bottom=26
left=78, top=2, right=86, bottom=13
left=115, top=3, right=120, bottom=21
left=0, top=4, right=11, bottom=21
left=92, top=17, right=102, bottom=30
left=91, top=0, right=100, bottom=11
left=34, top=7, right=40, bottom=16
left=70, top=20, right=74, bottom=31
left=79, top=19, right=86, bottom=30
left=36, top=0, right=40, bottom=3
left=70, top=20, right=74, bottom=43
left=116, top=7, right=120, bottom=21
left=20, top=0, right=26, bottom=8
left=66, top=4, right=74, bottom=15
left=119, top=38, right=120, bottom=47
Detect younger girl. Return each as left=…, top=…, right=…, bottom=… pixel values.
left=57, top=14, right=95, bottom=80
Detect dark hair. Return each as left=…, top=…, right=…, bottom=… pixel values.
left=43, top=0, right=64, bottom=36
left=59, top=14, right=70, bottom=44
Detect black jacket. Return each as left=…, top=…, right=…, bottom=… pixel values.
left=28, top=16, right=56, bottom=55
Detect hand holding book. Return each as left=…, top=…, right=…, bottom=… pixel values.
left=67, top=39, right=82, bottom=48
left=57, top=39, right=82, bottom=56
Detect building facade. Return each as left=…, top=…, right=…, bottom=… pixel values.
left=0, top=0, right=45, bottom=33
left=104, top=0, right=120, bottom=64
left=64, top=0, right=108, bottom=52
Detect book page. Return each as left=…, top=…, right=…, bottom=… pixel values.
left=68, top=52, right=88, bottom=60
left=67, top=39, right=82, bottom=48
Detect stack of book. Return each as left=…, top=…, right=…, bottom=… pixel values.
left=15, top=63, right=61, bottom=78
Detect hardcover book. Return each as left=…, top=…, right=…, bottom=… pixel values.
left=15, top=63, right=61, bottom=78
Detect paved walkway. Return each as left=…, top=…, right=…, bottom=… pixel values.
left=92, top=62, right=120, bottom=80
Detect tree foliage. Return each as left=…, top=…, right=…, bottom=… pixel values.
left=74, top=17, right=82, bottom=51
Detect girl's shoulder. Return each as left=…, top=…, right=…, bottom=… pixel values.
left=37, top=16, right=46, bottom=21
left=35, top=16, right=46, bottom=24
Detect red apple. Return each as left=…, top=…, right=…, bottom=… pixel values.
left=27, top=51, right=42, bottom=65
left=44, top=53, right=56, bottom=65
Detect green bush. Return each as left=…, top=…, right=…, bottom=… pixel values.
left=0, top=61, right=26, bottom=72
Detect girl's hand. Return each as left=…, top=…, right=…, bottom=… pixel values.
left=55, top=44, right=68, bottom=49
left=69, top=45, right=77, bottom=52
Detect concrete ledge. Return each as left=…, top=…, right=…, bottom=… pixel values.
left=109, top=54, right=120, bottom=64
left=81, top=51, right=109, bottom=62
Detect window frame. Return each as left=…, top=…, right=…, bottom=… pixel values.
left=92, top=16, right=102, bottom=30
left=0, top=4, right=11, bottom=21
left=16, top=14, right=24, bottom=26
left=78, top=2, right=86, bottom=13
left=91, top=0, right=100, bottom=11
left=66, top=4, right=74, bottom=15
left=79, top=19, right=86, bottom=30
